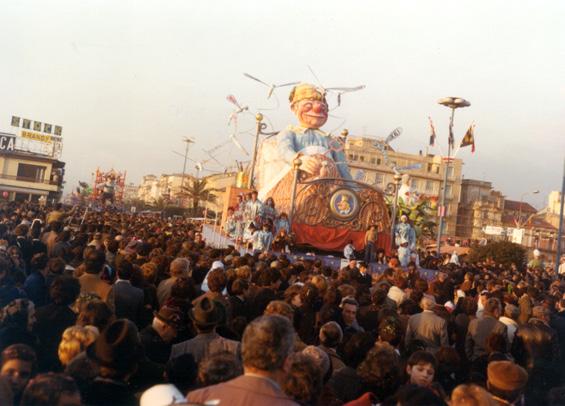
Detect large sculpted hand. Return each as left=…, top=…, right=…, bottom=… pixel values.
left=299, top=155, right=323, bottom=177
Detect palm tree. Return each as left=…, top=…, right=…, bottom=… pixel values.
left=180, top=178, right=218, bottom=209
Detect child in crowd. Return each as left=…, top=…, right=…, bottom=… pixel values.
left=406, top=350, right=437, bottom=388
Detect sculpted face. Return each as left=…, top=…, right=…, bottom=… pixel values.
left=292, top=99, right=328, bottom=129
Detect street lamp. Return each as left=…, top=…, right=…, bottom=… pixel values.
left=390, top=173, right=403, bottom=252
left=248, top=113, right=278, bottom=189
left=435, top=97, right=471, bottom=256
left=517, top=190, right=539, bottom=228
left=180, top=137, right=195, bottom=190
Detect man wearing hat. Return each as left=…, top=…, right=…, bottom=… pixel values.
left=139, top=306, right=183, bottom=365
left=487, top=361, right=528, bottom=405
left=169, top=297, right=239, bottom=364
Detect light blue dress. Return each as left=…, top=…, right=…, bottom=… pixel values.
left=276, top=126, right=352, bottom=180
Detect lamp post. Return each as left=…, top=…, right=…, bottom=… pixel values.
left=179, top=137, right=195, bottom=206
left=517, top=190, right=539, bottom=231
left=435, top=97, right=470, bottom=256
left=555, top=158, right=565, bottom=275
left=390, top=173, right=403, bottom=252
left=289, top=157, right=302, bottom=227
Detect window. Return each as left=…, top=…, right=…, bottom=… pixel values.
left=348, top=154, right=354, bottom=160
left=17, top=164, right=46, bottom=182
left=359, top=155, right=365, bottom=162
left=374, top=173, right=384, bottom=185
left=370, top=157, right=376, bottom=164
left=425, top=180, right=434, bottom=192
left=427, top=163, right=433, bottom=173
left=445, top=184, right=452, bottom=198
left=377, top=158, right=381, bottom=165
left=410, top=178, right=419, bottom=189
left=446, top=166, right=454, bottom=178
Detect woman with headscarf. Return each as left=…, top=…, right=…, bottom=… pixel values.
left=0, top=298, right=39, bottom=353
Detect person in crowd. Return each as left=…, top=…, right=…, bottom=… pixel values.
left=33, top=275, right=80, bottom=371
left=24, top=253, right=50, bottom=307
left=139, top=306, right=182, bottom=365
left=58, top=326, right=98, bottom=367
left=106, top=260, right=144, bottom=326
left=156, top=257, right=189, bottom=306
left=450, top=384, right=496, bottom=406
left=339, top=296, right=364, bottom=335
left=364, top=224, right=378, bottom=264
left=318, top=321, right=345, bottom=374
left=405, top=295, right=448, bottom=354
left=253, top=222, right=274, bottom=254
left=283, top=352, right=323, bottom=405
left=275, top=212, right=290, bottom=236
left=20, top=372, right=82, bottom=406
left=78, top=250, right=111, bottom=302
left=405, top=350, right=438, bottom=389
left=486, top=361, right=528, bottom=406
left=169, top=297, right=239, bottom=364
left=351, top=261, right=372, bottom=288
left=0, top=344, right=37, bottom=405
left=498, top=304, right=519, bottom=345
left=187, top=315, right=298, bottom=405
left=0, top=299, right=38, bottom=352
left=198, top=351, right=243, bottom=387
left=260, top=197, right=278, bottom=226
left=466, top=297, right=507, bottom=361
left=83, top=319, right=143, bottom=406
left=343, top=239, right=355, bottom=261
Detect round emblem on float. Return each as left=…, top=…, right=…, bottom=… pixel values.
left=329, top=188, right=360, bottom=221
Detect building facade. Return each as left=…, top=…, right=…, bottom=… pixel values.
left=137, top=172, right=237, bottom=212
left=456, top=179, right=504, bottom=240
left=345, top=136, right=463, bottom=236
left=0, top=132, right=65, bottom=203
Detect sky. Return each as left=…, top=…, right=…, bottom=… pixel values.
left=0, top=0, right=563, bottom=208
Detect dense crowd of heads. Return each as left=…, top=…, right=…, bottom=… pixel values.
left=0, top=200, right=564, bottom=405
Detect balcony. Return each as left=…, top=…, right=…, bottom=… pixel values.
left=0, top=173, right=60, bottom=186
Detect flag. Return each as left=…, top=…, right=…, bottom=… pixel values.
left=428, top=116, right=436, bottom=146
left=460, top=123, right=475, bottom=153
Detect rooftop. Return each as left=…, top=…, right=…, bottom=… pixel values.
left=504, top=199, right=537, bottom=213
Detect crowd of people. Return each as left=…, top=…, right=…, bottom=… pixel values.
left=223, top=191, right=294, bottom=253
left=0, top=200, right=564, bottom=405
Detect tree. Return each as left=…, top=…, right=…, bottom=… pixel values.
left=180, top=178, right=218, bottom=209
left=468, top=240, right=526, bottom=268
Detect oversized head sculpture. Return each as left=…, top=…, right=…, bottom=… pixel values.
left=289, top=84, right=328, bottom=129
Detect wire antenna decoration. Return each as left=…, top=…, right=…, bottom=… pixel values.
left=226, top=94, right=251, bottom=156
left=306, top=65, right=366, bottom=109
left=243, top=73, right=299, bottom=99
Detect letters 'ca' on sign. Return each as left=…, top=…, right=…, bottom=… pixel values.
left=0, top=135, right=16, bottom=152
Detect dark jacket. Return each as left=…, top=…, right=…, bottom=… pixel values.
left=23, top=271, right=49, bottom=307
left=83, top=377, right=137, bottom=406
left=139, top=325, right=172, bottom=365
left=107, top=281, right=144, bottom=326
left=34, top=303, right=76, bottom=371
